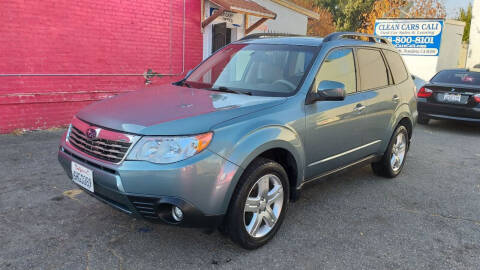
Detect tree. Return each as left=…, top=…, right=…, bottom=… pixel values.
left=359, top=0, right=446, bottom=34
left=290, top=0, right=336, bottom=36
left=360, top=0, right=408, bottom=34
left=316, top=0, right=377, bottom=31
left=457, top=3, right=472, bottom=42
left=407, top=0, right=446, bottom=18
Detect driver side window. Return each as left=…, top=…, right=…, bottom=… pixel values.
left=313, top=48, right=357, bottom=94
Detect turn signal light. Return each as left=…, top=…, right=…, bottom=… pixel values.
left=473, top=94, right=480, bottom=103
left=417, top=87, right=433, bottom=98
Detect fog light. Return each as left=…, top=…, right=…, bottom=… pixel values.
left=171, top=206, right=183, bottom=222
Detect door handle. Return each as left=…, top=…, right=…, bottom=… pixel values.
left=392, top=95, right=400, bottom=103
left=353, top=103, right=366, bottom=113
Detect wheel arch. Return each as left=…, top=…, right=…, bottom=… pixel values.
left=219, top=125, right=305, bottom=214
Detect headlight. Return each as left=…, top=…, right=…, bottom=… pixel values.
left=66, top=124, right=72, bottom=142
left=126, top=132, right=213, bottom=164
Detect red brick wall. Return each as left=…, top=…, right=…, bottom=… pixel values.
left=0, top=0, right=202, bottom=133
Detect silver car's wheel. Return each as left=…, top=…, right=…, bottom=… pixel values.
left=243, top=174, right=284, bottom=238
left=226, top=157, right=289, bottom=249
left=390, top=132, right=407, bottom=172
left=372, top=125, right=409, bottom=178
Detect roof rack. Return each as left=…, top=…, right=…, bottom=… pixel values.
left=240, top=32, right=302, bottom=41
left=323, top=32, right=390, bottom=44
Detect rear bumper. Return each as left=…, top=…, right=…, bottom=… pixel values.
left=58, top=134, right=242, bottom=228
left=417, top=99, right=480, bottom=122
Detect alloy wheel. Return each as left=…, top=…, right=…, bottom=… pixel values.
left=390, top=132, right=407, bottom=172
left=243, top=174, right=284, bottom=238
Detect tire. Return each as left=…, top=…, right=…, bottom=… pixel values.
left=225, top=157, right=289, bottom=249
left=417, top=114, right=430, bottom=125
left=372, top=125, right=409, bottom=178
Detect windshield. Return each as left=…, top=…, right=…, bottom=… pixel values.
left=185, top=43, right=317, bottom=96
left=431, top=70, right=480, bottom=87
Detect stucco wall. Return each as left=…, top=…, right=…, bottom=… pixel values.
left=466, top=0, right=480, bottom=68
left=250, top=0, right=308, bottom=35
left=436, top=20, right=465, bottom=72
left=0, top=0, right=202, bottom=133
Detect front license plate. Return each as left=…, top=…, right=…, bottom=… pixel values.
left=71, top=161, right=94, bottom=192
left=443, top=93, right=462, bottom=103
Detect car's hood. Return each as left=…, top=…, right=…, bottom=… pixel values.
left=76, top=84, right=286, bottom=135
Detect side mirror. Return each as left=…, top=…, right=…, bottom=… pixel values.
left=307, top=80, right=346, bottom=104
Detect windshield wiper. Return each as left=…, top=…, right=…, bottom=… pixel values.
left=173, top=79, right=191, bottom=88
left=210, top=86, right=252, bottom=96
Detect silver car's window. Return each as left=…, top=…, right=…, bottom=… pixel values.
left=185, top=44, right=316, bottom=96
left=357, top=49, right=389, bottom=91
left=313, top=48, right=357, bottom=94
left=384, top=50, right=408, bottom=84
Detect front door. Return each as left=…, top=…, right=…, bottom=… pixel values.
left=212, top=23, right=231, bottom=54
left=305, top=48, right=367, bottom=179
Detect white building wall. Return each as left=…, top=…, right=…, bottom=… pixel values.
left=202, top=0, right=309, bottom=60
left=466, top=0, right=480, bottom=68
left=403, top=55, right=439, bottom=81
left=437, top=20, right=465, bottom=72
left=249, top=0, right=308, bottom=35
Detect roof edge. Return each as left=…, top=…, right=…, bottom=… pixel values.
left=269, top=0, right=320, bottom=19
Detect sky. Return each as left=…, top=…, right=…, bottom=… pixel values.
left=444, top=0, right=472, bottom=18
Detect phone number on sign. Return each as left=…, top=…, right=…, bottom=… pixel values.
left=386, top=36, right=434, bottom=45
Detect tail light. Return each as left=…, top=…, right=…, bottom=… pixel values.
left=473, top=94, right=480, bottom=103
left=417, top=87, right=433, bottom=98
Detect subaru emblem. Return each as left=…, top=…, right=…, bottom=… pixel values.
left=451, top=88, right=455, bottom=92
left=86, top=128, right=97, bottom=140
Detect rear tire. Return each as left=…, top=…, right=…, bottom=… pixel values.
left=225, top=157, right=289, bottom=249
left=417, top=114, right=429, bottom=125
left=372, top=125, right=409, bottom=178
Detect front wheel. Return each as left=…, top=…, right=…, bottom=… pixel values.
left=372, top=125, right=409, bottom=178
left=225, top=158, right=289, bottom=249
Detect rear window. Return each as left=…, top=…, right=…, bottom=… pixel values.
left=357, top=49, right=389, bottom=91
left=431, top=70, right=480, bottom=87
left=384, top=50, right=408, bottom=84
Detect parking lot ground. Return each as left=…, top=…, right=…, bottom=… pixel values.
left=1, top=120, right=480, bottom=270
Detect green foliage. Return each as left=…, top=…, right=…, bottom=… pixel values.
left=313, top=0, right=376, bottom=31
left=458, top=3, right=472, bottom=42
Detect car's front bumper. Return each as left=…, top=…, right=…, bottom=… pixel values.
left=58, top=133, right=242, bottom=228
left=418, top=99, right=480, bottom=122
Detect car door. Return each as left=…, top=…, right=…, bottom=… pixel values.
left=305, top=48, right=370, bottom=179
left=355, top=48, right=401, bottom=154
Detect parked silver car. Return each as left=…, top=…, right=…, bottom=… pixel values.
left=58, top=32, right=417, bottom=249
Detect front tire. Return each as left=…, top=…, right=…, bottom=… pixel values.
left=372, top=125, right=409, bottom=178
left=226, top=157, right=289, bottom=249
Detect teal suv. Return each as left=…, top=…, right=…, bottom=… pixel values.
left=58, top=32, right=417, bottom=249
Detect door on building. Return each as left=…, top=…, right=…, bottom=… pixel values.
left=212, top=23, right=231, bottom=53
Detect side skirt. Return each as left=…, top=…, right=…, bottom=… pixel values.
left=297, top=154, right=382, bottom=190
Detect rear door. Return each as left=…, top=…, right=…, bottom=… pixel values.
left=355, top=48, right=401, bottom=154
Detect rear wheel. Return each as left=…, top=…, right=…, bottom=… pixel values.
left=225, top=158, right=289, bottom=249
left=372, top=125, right=409, bottom=178
left=417, top=114, right=430, bottom=125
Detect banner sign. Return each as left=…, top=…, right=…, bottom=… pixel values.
left=374, top=19, right=444, bottom=56
left=210, top=8, right=242, bottom=28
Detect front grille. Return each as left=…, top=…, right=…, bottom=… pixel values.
left=68, top=126, right=131, bottom=163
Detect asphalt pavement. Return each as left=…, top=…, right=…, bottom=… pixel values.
left=1, top=120, right=479, bottom=270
